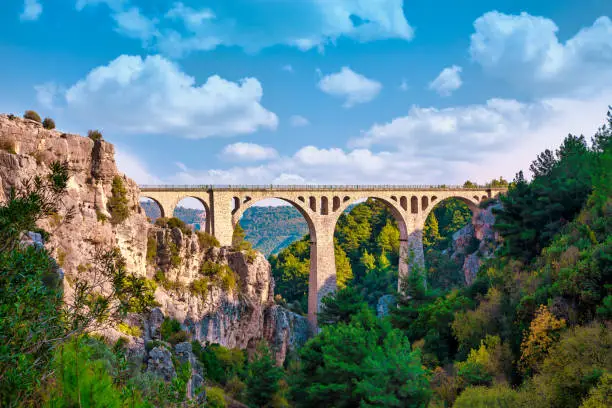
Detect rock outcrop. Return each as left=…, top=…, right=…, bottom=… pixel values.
left=449, top=204, right=502, bottom=284
left=0, top=114, right=308, bottom=368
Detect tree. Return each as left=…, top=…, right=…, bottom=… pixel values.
left=107, top=175, right=130, bottom=225
left=463, top=180, right=477, bottom=188
left=334, top=243, right=353, bottom=289
left=519, top=305, right=566, bottom=374
left=23, top=110, right=41, bottom=123
left=423, top=212, right=442, bottom=249
left=246, top=341, right=284, bottom=407
left=232, top=222, right=252, bottom=251
left=318, top=287, right=367, bottom=326
left=42, top=117, right=56, bottom=130
left=291, top=309, right=430, bottom=408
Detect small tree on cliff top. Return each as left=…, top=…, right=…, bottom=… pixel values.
left=107, top=176, right=130, bottom=225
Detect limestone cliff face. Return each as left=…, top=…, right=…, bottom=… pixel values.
left=449, top=204, right=502, bottom=284
left=0, top=114, right=308, bottom=363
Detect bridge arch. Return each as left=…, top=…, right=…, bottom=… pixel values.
left=139, top=196, right=166, bottom=219
left=172, top=196, right=212, bottom=233
left=420, top=193, right=480, bottom=222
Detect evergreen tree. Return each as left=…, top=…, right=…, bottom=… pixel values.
left=247, top=341, right=283, bottom=407
left=423, top=212, right=442, bottom=249
left=318, top=286, right=367, bottom=326
left=107, top=175, right=130, bottom=224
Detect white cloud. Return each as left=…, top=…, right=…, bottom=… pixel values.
left=39, top=54, right=278, bottom=138
left=470, top=12, right=612, bottom=95
left=76, top=0, right=414, bottom=56
left=113, top=8, right=158, bottom=42
left=318, top=67, right=382, bottom=108
left=221, top=142, right=278, bottom=161
left=399, top=79, right=409, bottom=91
left=115, top=149, right=161, bottom=185
left=35, top=82, right=60, bottom=109
left=20, top=0, right=42, bottom=21
left=290, top=115, right=310, bottom=127
left=282, top=65, right=294, bottom=73
left=429, top=65, right=462, bottom=96
left=353, top=98, right=549, bottom=161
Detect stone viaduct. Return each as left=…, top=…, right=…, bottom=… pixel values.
left=139, top=185, right=506, bottom=327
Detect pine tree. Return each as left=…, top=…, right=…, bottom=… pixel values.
left=423, top=213, right=442, bottom=249
left=107, top=176, right=130, bottom=224
left=247, top=341, right=283, bottom=407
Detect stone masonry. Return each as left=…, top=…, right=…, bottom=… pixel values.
left=140, top=185, right=506, bottom=327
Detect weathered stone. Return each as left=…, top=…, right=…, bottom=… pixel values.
left=147, top=346, right=176, bottom=381
left=377, top=294, right=395, bottom=318
left=146, top=307, right=165, bottom=341
left=263, top=305, right=310, bottom=365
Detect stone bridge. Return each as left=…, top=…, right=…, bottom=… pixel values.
left=139, top=185, right=506, bottom=326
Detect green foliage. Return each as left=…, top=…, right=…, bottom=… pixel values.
left=0, top=139, right=16, bottom=154
left=291, top=308, right=430, bottom=407
left=107, top=175, right=130, bottom=224
left=160, top=318, right=182, bottom=341
left=117, top=322, right=142, bottom=337
left=205, top=386, right=227, bottom=408
left=580, top=372, right=612, bottom=408
left=318, top=286, right=367, bottom=326
left=87, top=129, right=103, bottom=141
left=0, top=246, right=64, bottom=406
left=193, top=343, right=245, bottom=385
left=23, top=109, right=41, bottom=122
left=423, top=212, right=442, bottom=248
left=232, top=223, right=252, bottom=251
left=246, top=341, right=284, bottom=407
left=146, top=236, right=157, bottom=264
left=270, top=236, right=311, bottom=313
left=197, top=230, right=220, bottom=249
left=453, top=385, right=522, bottom=408
left=155, top=216, right=193, bottom=235
left=190, top=277, right=210, bottom=298
left=42, top=117, right=55, bottom=129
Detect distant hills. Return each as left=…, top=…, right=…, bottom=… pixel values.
left=140, top=201, right=307, bottom=257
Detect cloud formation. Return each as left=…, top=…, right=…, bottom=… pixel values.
left=318, top=67, right=382, bottom=108
left=38, top=54, right=278, bottom=138
left=221, top=143, right=278, bottom=161
left=429, top=65, right=462, bottom=96
left=470, top=12, right=612, bottom=95
left=290, top=115, right=310, bottom=127
left=76, top=0, right=414, bottom=56
left=20, top=0, right=42, bottom=21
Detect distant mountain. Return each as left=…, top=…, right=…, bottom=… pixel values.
left=140, top=201, right=307, bottom=257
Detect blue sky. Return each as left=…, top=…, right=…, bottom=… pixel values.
left=1, top=0, right=611, bottom=192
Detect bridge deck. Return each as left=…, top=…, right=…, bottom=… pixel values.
left=139, top=184, right=508, bottom=192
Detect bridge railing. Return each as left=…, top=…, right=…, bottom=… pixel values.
left=139, top=184, right=508, bottom=191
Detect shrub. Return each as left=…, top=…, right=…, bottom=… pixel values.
left=453, top=385, right=523, bottom=408
left=160, top=318, right=181, bottom=341
left=155, top=217, right=192, bottom=235
left=23, top=110, right=41, bottom=123
left=196, top=344, right=245, bottom=385
left=117, top=322, right=142, bottom=337
left=196, top=230, right=219, bottom=249
left=95, top=209, right=108, bottom=224
left=0, top=140, right=16, bottom=154
left=168, top=330, right=189, bottom=346
left=189, top=277, right=210, bottom=298
left=88, top=129, right=103, bottom=141
left=146, top=236, right=157, bottom=264
left=168, top=241, right=181, bottom=267
left=107, top=176, right=130, bottom=224
left=145, top=340, right=167, bottom=352
left=42, top=117, right=55, bottom=129
left=205, top=387, right=227, bottom=408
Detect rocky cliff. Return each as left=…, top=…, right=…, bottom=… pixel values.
left=449, top=203, right=502, bottom=284
left=0, top=114, right=308, bottom=366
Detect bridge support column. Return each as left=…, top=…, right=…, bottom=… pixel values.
left=308, top=223, right=336, bottom=329
left=209, top=191, right=234, bottom=246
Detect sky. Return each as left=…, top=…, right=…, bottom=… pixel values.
left=1, top=0, right=611, bottom=204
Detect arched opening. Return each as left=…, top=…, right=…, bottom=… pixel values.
left=332, top=196, right=341, bottom=212
left=172, top=197, right=210, bottom=233
left=411, top=196, right=418, bottom=214
left=421, top=196, right=479, bottom=291
left=332, top=197, right=407, bottom=308
left=321, top=196, right=329, bottom=215
left=234, top=198, right=317, bottom=316
left=139, top=197, right=164, bottom=221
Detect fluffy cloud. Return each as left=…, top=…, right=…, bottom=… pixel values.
left=470, top=12, right=612, bottom=94
left=20, top=0, right=42, bottom=21
left=290, top=115, right=310, bottom=127
left=318, top=67, right=382, bottom=108
left=429, top=65, right=462, bottom=96
left=353, top=98, right=550, bottom=160
left=38, top=54, right=278, bottom=138
left=76, top=0, right=414, bottom=56
left=221, top=143, right=278, bottom=161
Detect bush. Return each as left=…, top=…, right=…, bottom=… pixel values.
left=42, top=117, right=55, bottom=130
left=117, top=322, right=142, bottom=337
left=23, top=110, right=41, bottom=123
left=0, top=140, right=16, bottom=154
left=155, top=217, right=192, bottom=235
left=168, top=330, right=189, bottom=346
left=107, top=176, right=130, bottom=224
left=160, top=318, right=181, bottom=341
left=88, top=129, right=103, bottom=141
left=206, top=387, right=227, bottom=408
left=189, top=278, right=210, bottom=298
left=453, top=385, right=523, bottom=408
left=195, top=344, right=245, bottom=385
left=196, top=231, right=219, bottom=249
left=146, top=237, right=157, bottom=264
